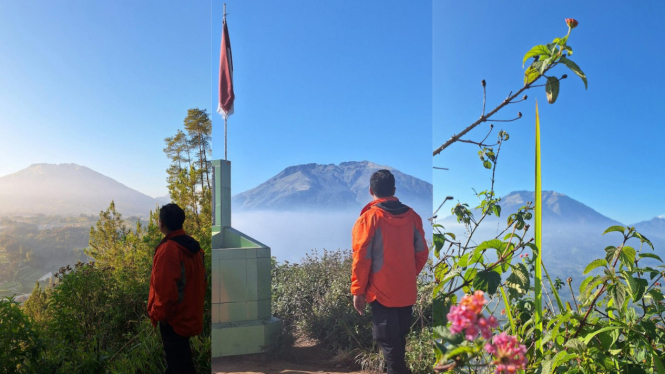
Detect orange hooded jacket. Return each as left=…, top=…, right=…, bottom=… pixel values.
left=351, top=196, right=428, bottom=307
left=148, top=229, right=206, bottom=337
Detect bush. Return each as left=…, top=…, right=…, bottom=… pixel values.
left=272, top=249, right=434, bottom=374
left=0, top=297, right=42, bottom=373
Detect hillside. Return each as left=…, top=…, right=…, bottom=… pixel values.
left=0, top=163, right=159, bottom=216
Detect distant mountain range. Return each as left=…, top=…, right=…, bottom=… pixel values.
left=443, top=190, right=662, bottom=237
left=232, top=161, right=433, bottom=213
left=440, top=190, right=665, bottom=297
left=0, top=163, right=160, bottom=216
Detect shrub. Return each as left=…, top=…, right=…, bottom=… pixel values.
left=272, top=249, right=434, bottom=374
left=0, top=297, right=42, bottom=373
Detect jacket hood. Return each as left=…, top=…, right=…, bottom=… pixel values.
left=360, top=196, right=411, bottom=216
left=375, top=200, right=411, bottom=215
left=169, top=235, right=201, bottom=255
left=156, top=229, right=201, bottom=255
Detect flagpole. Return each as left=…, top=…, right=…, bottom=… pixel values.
left=223, top=3, right=227, bottom=160
left=224, top=117, right=228, bottom=160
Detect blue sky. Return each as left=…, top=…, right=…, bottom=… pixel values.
left=0, top=1, right=209, bottom=198
left=211, top=1, right=432, bottom=194
left=433, top=1, right=665, bottom=225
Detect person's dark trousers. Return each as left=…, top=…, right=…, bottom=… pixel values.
left=370, top=300, right=413, bottom=374
left=159, top=322, right=195, bottom=374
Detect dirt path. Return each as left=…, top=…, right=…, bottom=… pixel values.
left=212, top=338, right=367, bottom=374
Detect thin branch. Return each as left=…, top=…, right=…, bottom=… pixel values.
left=481, top=79, right=487, bottom=117
left=457, top=139, right=500, bottom=147
left=433, top=65, right=556, bottom=156
left=491, top=113, right=522, bottom=122
left=527, top=74, right=568, bottom=88
left=507, top=95, right=528, bottom=105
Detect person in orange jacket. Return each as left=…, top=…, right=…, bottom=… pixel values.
left=351, top=169, right=428, bottom=374
left=148, top=203, right=206, bottom=374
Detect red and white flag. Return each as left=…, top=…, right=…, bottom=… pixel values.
left=217, top=18, right=234, bottom=119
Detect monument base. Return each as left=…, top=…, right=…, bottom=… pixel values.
left=211, top=317, right=282, bottom=357
left=211, top=159, right=282, bottom=357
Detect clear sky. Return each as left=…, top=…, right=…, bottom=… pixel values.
left=211, top=1, right=432, bottom=194
left=433, top=1, right=665, bottom=225
left=0, top=1, right=210, bottom=198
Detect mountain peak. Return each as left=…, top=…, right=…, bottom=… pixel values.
left=233, top=161, right=431, bottom=212
left=446, top=190, right=621, bottom=228
left=0, top=163, right=158, bottom=216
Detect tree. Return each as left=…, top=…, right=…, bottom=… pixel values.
left=183, top=108, right=212, bottom=192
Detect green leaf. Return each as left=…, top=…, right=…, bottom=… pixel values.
left=523, top=45, right=552, bottom=67
left=554, top=352, right=579, bottom=369
left=483, top=160, right=492, bottom=169
left=432, top=339, right=447, bottom=357
left=473, top=270, right=501, bottom=295
left=610, top=283, right=626, bottom=310
left=622, top=271, right=647, bottom=302
left=581, top=325, right=622, bottom=345
left=565, top=338, right=587, bottom=353
left=579, top=275, right=595, bottom=295
left=441, top=268, right=461, bottom=284
left=639, top=253, right=663, bottom=262
left=524, top=66, right=540, bottom=85
left=560, top=55, right=588, bottom=89
left=619, top=246, right=636, bottom=269
left=458, top=253, right=470, bottom=268
left=474, top=239, right=505, bottom=255
left=584, top=259, right=608, bottom=274
left=532, top=60, right=549, bottom=75
left=492, top=205, right=501, bottom=217
left=553, top=36, right=568, bottom=46
left=648, top=289, right=664, bottom=301
left=603, top=225, right=625, bottom=235
left=444, top=345, right=474, bottom=360
left=506, top=263, right=530, bottom=298
left=545, top=76, right=560, bottom=104
left=463, top=268, right=478, bottom=284
left=631, top=231, right=654, bottom=250
left=433, top=233, right=445, bottom=257
left=636, top=335, right=665, bottom=374
left=605, top=246, right=618, bottom=263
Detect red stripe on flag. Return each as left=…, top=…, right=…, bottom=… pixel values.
left=218, top=19, right=234, bottom=118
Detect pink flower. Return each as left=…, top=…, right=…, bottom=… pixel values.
left=447, top=291, right=499, bottom=341
left=484, top=332, right=528, bottom=373
left=565, top=18, right=579, bottom=29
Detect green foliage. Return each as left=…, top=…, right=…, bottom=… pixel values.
left=0, top=297, right=42, bottom=373
left=272, top=249, right=434, bottom=374
left=522, top=20, right=587, bottom=104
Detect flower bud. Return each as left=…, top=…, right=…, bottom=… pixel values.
left=522, top=95, right=527, bottom=100
left=518, top=112, right=522, bottom=118
left=565, top=18, right=579, bottom=29
left=562, top=74, right=568, bottom=79
left=482, top=79, right=486, bottom=87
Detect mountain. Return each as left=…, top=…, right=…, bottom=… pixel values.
left=155, top=194, right=172, bottom=206
left=440, top=190, right=664, bottom=302
left=0, top=163, right=159, bottom=216
left=233, top=161, right=432, bottom=212
left=633, top=217, right=665, bottom=240
left=443, top=190, right=622, bottom=229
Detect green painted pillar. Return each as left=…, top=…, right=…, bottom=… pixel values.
left=211, top=160, right=282, bottom=358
